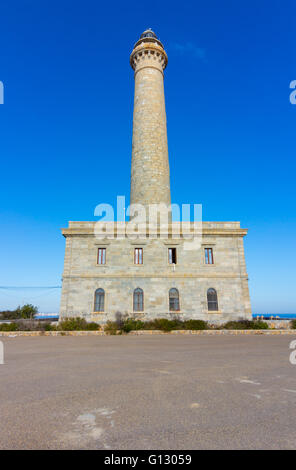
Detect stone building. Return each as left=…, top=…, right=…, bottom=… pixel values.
left=60, top=30, right=252, bottom=324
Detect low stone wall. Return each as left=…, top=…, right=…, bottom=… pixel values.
left=132, top=329, right=296, bottom=335
left=0, top=329, right=296, bottom=337
left=0, top=330, right=105, bottom=337
left=265, top=320, right=293, bottom=330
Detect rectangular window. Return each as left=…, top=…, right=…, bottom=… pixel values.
left=205, top=248, right=214, bottom=265
left=168, top=247, right=177, bottom=264
left=97, top=248, right=106, bottom=265
left=134, top=248, right=143, bottom=265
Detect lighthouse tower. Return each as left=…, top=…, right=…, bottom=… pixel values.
left=130, top=29, right=171, bottom=214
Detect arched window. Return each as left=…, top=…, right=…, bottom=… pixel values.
left=133, top=288, right=144, bottom=312
left=207, top=288, right=218, bottom=311
left=94, top=288, right=105, bottom=312
left=169, top=288, right=180, bottom=312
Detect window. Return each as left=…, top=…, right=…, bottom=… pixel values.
left=169, top=288, right=180, bottom=311
left=94, top=288, right=105, bottom=312
left=168, top=247, right=177, bottom=264
left=207, top=288, right=218, bottom=311
left=97, top=248, right=106, bottom=265
left=133, top=288, right=144, bottom=312
left=205, top=247, right=214, bottom=265
left=134, top=247, right=143, bottom=264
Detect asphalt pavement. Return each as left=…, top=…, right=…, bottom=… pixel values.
left=0, top=335, right=296, bottom=449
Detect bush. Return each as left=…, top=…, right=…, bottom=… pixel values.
left=223, top=320, right=247, bottom=330
left=223, top=320, right=268, bottom=330
left=85, top=322, right=100, bottom=330
left=121, top=319, right=146, bottom=333
left=14, top=320, right=33, bottom=331
left=0, top=322, right=18, bottom=331
left=58, top=317, right=99, bottom=331
left=252, top=320, right=269, bottom=329
left=43, top=323, right=57, bottom=331
left=105, top=317, right=210, bottom=333
left=143, top=318, right=181, bottom=332
left=290, top=320, right=296, bottom=329
left=0, top=310, right=20, bottom=320
left=19, top=304, right=38, bottom=319
left=104, top=321, right=120, bottom=335
left=142, top=318, right=209, bottom=331
left=183, top=319, right=208, bottom=330
left=0, top=321, right=59, bottom=332
left=0, top=304, right=38, bottom=320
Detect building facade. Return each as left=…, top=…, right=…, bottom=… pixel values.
left=60, top=30, right=252, bottom=324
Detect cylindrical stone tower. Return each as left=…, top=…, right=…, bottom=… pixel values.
left=130, top=29, right=171, bottom=215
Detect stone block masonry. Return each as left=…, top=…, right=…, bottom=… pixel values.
left=59, top=30, right=252, bottom=322
left=60, top=221, right=251, bottom=322
left=1, top=330, right=295, bottom=337
left=130, top=38, right=171, bottom=210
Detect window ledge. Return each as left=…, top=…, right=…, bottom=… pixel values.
left=94, top=241, right=111, bottom=246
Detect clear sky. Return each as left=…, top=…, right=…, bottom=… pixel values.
left=0, top=0, right=295, bottom=313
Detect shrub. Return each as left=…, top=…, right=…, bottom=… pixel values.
left=223, top=320, right=249, bottom=330
left=0, top=321, right=58, bottom=332
left=15, top=320, right=33, bottom=331
left=143, top=318, right=181, bottom=332
left=109, top=317, right=209, bottom=332
left=44, top=323, right=57, bottom=331
left=83, top=321, right=100, bottom=330
left=0, top=304, right=38, bottom=320
left=0, top=322, right=18, bottom=331
left=19, top=304, right=38, bottom=319
left=183, top=319, right=208, bottom=330
left=0, top=310, right=20, bottom=320
left=58, top=317, right=99, bottom=331
left=290, top=320, right=296, bottom=329
left=223, top=320, right=268, bottom=330
left=121, top=319, right=145, bottom=333
left=252, top=320, right=269, bottom=329
left=104, top=321, right=119, bottom=335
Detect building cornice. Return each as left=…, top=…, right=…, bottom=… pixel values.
left=62, top=273, right=249, bottom=280
left=61, top=225, right=248, bottom=238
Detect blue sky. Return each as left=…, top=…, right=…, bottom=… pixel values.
left=0, top=0, right=295, bottom=313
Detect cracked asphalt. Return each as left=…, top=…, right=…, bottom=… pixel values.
left=1, top=335, right=296, bottom=449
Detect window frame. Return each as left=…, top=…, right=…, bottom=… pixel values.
left=168, top=247, right=177, bottom=265
left=204, top=247, right=214, bottom=265
left=134, top=247, right=143, bottom=265
left=97, top=247, right=106, bottom=265
left=207, top=288, right=219, bottom=312
left=169, top=288, right=180, bottom=312
left=94, top=288, right=105, bottom=313
left=133, top=287, right=144, bottom=312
